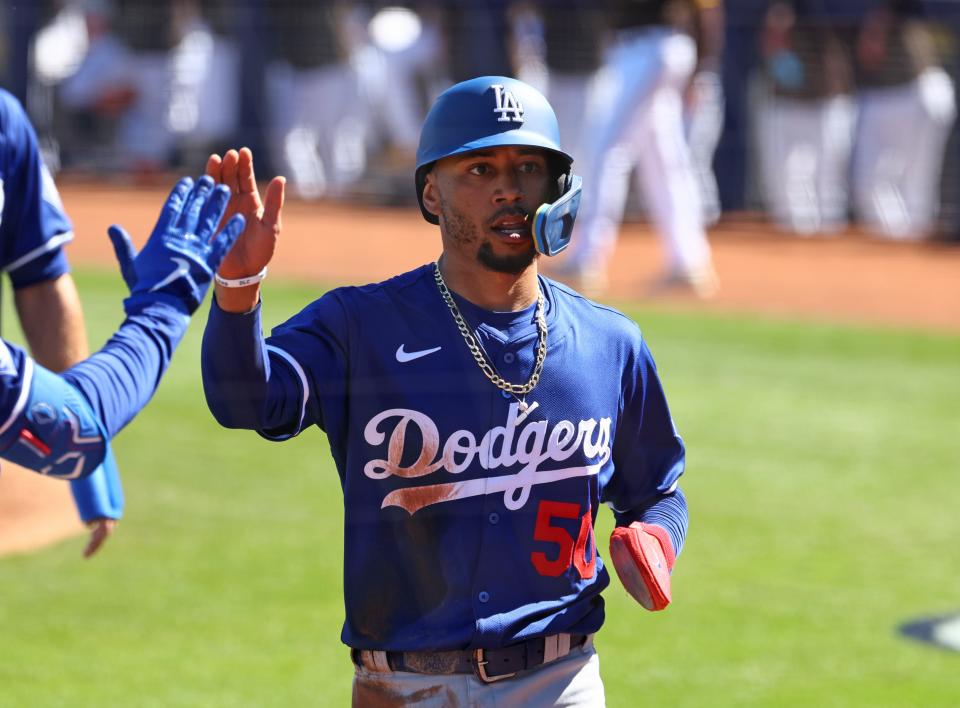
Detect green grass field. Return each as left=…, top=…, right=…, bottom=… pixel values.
left=2, top=268, right=958, bottom=707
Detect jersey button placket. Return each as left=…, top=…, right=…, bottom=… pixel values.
left=474, top=333, right=513, bottom=624
left=474, top=386, right=506, bottom=626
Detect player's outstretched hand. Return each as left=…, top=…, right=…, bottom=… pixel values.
left=106, top=175, right=246, bottom=314
left=205, top=147, right=285, bottom=282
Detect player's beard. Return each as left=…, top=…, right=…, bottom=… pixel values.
left=440, top=198, right=537, bottom=275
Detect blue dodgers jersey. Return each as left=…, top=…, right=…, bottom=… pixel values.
left=260, top=265, right=685, bottom=651
left=0, top=89, right=73, bottom=288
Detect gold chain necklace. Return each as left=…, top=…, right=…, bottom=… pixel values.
left=433, top=260, right=547, bottom=412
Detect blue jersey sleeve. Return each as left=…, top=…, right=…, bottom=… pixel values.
left=62, top=301, right=190, bottom=438
left=0, top=90, right=73, bottom=288
left=262, top=293, right=349, bottom=439
left=601, top=336, right=688, bottom=556
left=201, top=294, right=348, bottom=441
left=201, top=299, right=305, bottom=436
left=635, top=486, right=687, bottom=558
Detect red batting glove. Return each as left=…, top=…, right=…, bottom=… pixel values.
left=608, top=522, right=676, bottom=611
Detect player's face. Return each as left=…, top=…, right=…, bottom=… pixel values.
left=425, top=147, right=553, bottom=275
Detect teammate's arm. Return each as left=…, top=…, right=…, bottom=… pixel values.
left=12, top=272, right=123, bottom=556
left=64, top=177, right=244, bottom=435
left=11, top=272, right=119, bottom=555
left=0, top=177, right=244, bottom=480
left=0, top=88, right=117, bottom=554
left=13, top=274, right=88, bottom=371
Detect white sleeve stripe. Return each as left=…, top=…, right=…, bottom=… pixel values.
left=0, top=358, right=34, bottom=437
left=265, top=344, right=309, bottom=432
left=5, top=231, right=75, bottom=273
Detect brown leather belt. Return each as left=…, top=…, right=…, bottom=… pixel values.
left=351, top=633, right=590, bottom=684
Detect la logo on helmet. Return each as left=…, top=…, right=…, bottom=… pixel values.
left=492, top=84, right=524, bottom=123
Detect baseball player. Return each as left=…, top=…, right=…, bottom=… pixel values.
left=1, top=175, right=243, bottom=492
left=1, top=87, right=123, bottom=557
left=756, top=0, right=857, bottom=235
left=201, top=77, right=687, bottom=706
left=848, top=0, right=956, bottom=239
left=554, top=0, right=723, bottom=298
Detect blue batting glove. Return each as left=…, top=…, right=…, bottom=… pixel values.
left=112, top=175, right=246, bottom=314
left=108, top=225, right=139, bottom=291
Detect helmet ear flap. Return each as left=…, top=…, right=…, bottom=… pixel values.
left=415, top=163, right=440, bottom=225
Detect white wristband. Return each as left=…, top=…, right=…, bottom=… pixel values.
left=215, top=267, right=268, bottom=288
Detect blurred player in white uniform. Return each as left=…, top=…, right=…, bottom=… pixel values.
left=358, top=2, right=445, bottom=166
left=59, top=0, right=238, bottom=173
left=849, top=0, right=956, bottom=239
left=558, top=0, right=723, bottom=297
left=756, top=0, right=856, bottom=235
left=537, top=0, right=607, bottom=181
left=263, top=1, right=368, bottom=200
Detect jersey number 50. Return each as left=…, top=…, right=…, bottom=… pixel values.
left=531, top=500, right=596, bottom=579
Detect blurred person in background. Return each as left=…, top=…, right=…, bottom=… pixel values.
left=846, top=0, right=956, bottom=240
left=56, top=0, right=239, bottom=175
left=755, top=0, right=856, bottom=235
left=263, top=0, right=367, bottom=199
left=351, top=1, right=446, bottom=201
left=48, top=0, right=134, bottom=168
left=442, top=0, right=517, bottom=82
left=350, top=0, right=522, bottom=202
left=684, top=1, right=725, bottom=226
left=534, top=0, right=607, bottom=205
left=553, top=0, right=724, bottom=298
left=711, top=0, right=766, bottom=214
left=1, top=87, right=122, bottom=557
left=165, top=0, right=240, bottom=166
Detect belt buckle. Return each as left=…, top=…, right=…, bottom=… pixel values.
left=472, top=648, right=516, bottom=683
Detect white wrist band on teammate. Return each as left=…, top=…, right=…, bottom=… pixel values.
left=215, top=267, right=268, bottom=288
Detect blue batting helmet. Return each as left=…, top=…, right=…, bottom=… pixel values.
left=415, top=76, right=574, bottom=225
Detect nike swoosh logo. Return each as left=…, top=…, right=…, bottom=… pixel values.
left=150, top=257, right=191, bottom=292
left=396, top=344, right=442, bottom=363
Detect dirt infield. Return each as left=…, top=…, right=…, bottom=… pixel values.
left=2, top=178, right=959, bottom=556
